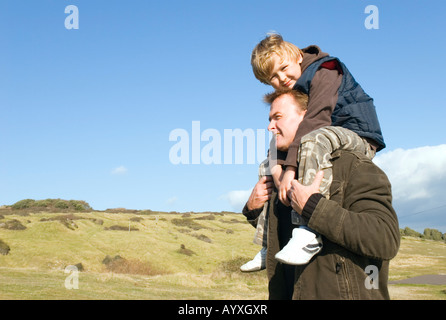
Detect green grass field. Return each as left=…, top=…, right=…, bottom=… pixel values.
left=0, top=211, right=444, bottom=300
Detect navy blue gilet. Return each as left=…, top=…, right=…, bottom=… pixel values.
left=294, top=56, right=386, bottom=151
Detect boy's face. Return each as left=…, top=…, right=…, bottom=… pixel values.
left=268, top=93, right=306, bottom=152
left=268, top=53, right=303, bottom=90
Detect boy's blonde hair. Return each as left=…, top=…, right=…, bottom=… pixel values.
left=251, top=33, right=303, bottom=85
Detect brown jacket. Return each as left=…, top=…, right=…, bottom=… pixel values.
left=244, top=150, right=400, bottom=299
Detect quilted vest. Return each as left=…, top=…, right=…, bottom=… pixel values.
left=294, top=56, right=386, bottom=151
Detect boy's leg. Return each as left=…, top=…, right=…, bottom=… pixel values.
left=276, top=126, right=371, bottom=265
left=297, top=126, right=374, bottom=198
left=255, top=159, right=269, bottom=247
left=240, top=159, right=269, bottom=272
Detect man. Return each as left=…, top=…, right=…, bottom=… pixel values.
left=243, top=89, right=400, bottom=299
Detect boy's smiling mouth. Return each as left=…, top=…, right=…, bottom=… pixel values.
left=283, top=80, right=294, bottom=88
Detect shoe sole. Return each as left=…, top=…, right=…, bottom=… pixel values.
left=240, top=266, right=266, bottom=273
left=275, top=243, right=323, bottom=265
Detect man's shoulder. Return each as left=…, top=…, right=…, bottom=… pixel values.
left=331, top=150, right=386, bottom=179
left=331, top=149, right=375, bottom=170
left=331, top=149, right=369, bottom=161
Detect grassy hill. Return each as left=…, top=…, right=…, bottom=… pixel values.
left=0, top=208, right=445, bottom=300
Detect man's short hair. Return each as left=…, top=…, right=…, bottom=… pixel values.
left=264, top=88, right=308, bottom=112
left=251, top=33, right=303, bottom=85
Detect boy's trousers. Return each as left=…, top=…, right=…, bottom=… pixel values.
left=253, top=126, right=376, bottom=246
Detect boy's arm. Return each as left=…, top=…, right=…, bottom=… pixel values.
left=284, top=67, right=342, bottom=168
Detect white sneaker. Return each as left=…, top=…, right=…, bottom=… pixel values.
left=275, top=228, right=323, bottom=265
left=240, top=247, right=267, bottom=272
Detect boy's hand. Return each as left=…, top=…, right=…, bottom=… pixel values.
left=246, top=176, right=274, bottom=211
left=270, top=164, right=283, bottom=189
left=278, top=167, right=296, bottom=206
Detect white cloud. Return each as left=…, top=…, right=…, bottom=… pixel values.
left=373, top=144, right=446, bottom=231
left=373, top=144, right=446, bottom=201
left=166, top=196, right=178, bottom=205
left=111, top=166, right=128, bottom=175
left=220, top=188, right=253, bottom=212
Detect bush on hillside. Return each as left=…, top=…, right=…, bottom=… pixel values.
left=10, top=199, right=92, bottom=213
left=102, top=255, right=166, bottom=276
left=423, top=228, right=444, bottom=241
left=0, top=219, right=26, bottom=230
left=400, top=227, right=422, bottom=238
left=11, top=199, right=36, bottom=210
left=104, top=225, right=139, bottom=231
left=400, top=226, right=445, bottom=242
left=0, top=239, right=10, bottom=255
left=177, top=244, right=196, bottom=256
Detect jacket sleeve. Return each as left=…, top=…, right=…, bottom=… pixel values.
left=242, top=203, right=263, bottom=229
left=284, top=68, right=342, bottom=168
left=307, top=155, right=400, bottom=260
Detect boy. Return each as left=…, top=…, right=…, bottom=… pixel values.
left=240, top=33, right=384, bottom=271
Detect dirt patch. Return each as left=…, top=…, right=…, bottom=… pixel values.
left=193, top=234, right=212, bottom=243
left=171, top=218, right=205, bottom=230
left=195, top=214, right=216, bottom=221
left=390, top=274, right=446, bottom=285
left=104, top=225, right=139, bottom=231
left=220, top=218, right=246, bottom=224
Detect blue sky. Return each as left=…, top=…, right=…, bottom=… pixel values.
left=1, top=0, right=445, bottom=232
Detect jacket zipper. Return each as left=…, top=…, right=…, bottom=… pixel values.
left=339, top=257, right=352, bottom=299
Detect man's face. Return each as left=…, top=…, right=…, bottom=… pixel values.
left=268, top=94, right=306, bottom=152
left=268, top=53, right=303, bottom=90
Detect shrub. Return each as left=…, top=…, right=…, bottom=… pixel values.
left=220, top=257, right=252, bottom=273
left=10, top=199, right=93, bottom=213
left=69, top=200, right=92, bottom=211
left=177, top=244, right=196, bottom=256
left=193, top=234, right=212, bottom=243
left=171, top=218, right=204, bottom=230
left=104, top=225, right=139, bottom=231
left=11, top=199, right=35, bottom=210
left=423, top=228, right=444, bottom=241
left=102, top=255, right=166, bottom=275
left=35, top=199, right=53, bottom=208
left=400, top=227, right=422, bottom=238
left=0, top=219, right=26, bottom=230
left=55, top=200, right=69, bottom=210
left=195, top=214, right=216, bottom=221
left=0, top=239, right=10, bottom=255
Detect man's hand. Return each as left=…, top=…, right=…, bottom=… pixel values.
left=246, top=176, right=274, bottom=211
left=287, top=171, right=324, bottom=214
